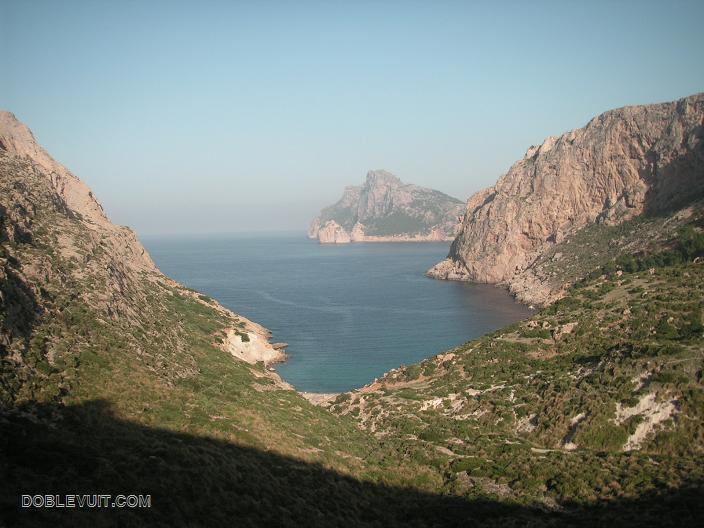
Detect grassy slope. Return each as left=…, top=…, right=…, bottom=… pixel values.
left=3, top=270, right=569, bottom=527
left=519, top=203, right=704, bottom=300
left=5, top=152, right=603, bottom=527
left=330, top=214, right=704, bottom=521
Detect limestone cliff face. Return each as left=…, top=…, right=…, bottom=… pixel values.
left=309, top=170, right=464, bottom=243
left=316, top=220, right=352, bottom=244
left=428, top=93, right=704, bottom=305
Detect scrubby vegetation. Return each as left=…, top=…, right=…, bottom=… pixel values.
left=523, top=206, right=704, bottom=299
left=364, top=211, right=430, bottom=237
left=330, top=219, right=704, bottom=523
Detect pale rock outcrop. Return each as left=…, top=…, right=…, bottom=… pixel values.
left=222, top=327, right=287, bottom=366
left=307, top=217, right=321, bottom=239
left=308, top=186, right=361, bottom=240
left=309, top=169, right=464, bottom=243
left=552, top=322, right=578, bottom=340
left=614, top=392, right=679, bottom=451
left=317, top=220, right=352, bottom=244
left=350, top=222, right=366, bottom=241
left=428, top=93, right=704, bottom=305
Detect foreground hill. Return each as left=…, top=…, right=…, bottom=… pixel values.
left=324, top=93, right=704, bottom=524
left=331, top=207, right=704, bottom=523
left=308, top=170, right=464, bottom=243
left=429, top=93, right=704, bottom=306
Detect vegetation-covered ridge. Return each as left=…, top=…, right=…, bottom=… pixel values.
left=330, top=211, right=704, bottom=522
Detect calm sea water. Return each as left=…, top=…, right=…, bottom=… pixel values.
left=143, top=233, right=531, bottom=393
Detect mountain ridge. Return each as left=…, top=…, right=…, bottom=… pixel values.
left=0, top=110, right=157, bottom=274
left=0, top=110, right=287, bottom=405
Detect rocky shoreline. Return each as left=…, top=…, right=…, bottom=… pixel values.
left=310, top=219, right=455, bottom=244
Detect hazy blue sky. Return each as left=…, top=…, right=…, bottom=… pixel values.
left=3, top=0, right=703, bottom=234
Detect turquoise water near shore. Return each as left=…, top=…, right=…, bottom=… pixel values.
left=143, top=233, right=531, bottom=393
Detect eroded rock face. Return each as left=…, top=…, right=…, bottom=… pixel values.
left=317, top=220, right=352, bottom=244
left=0, top=111, right=156, bottom=274
left=429, top=93, right=704, bottom=304
left=309, top=170, right=464, bottom=243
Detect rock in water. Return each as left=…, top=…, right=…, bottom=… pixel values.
left=428, top=93, right=704, bottom=305
left=308, top=169, right=464, bottom=243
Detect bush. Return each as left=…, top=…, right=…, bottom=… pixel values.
left=655, top=317, right=678, bottom=339
left=678, top=226, right=704, bottom=260
left=404, top=365, right=422, bottom=381
left=521, top=328, right=552, bottom=339
left=681, top=307, right=703, bottom=339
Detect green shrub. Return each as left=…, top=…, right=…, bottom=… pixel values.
left=404, top=365, right=422, bottom=381
left=520, top=328, right=552, bottom=339
left=678, top=226, right=704, bottom=260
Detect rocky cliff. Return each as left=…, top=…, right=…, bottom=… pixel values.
left=309, top=170, right=464, bottom=243
left=428, top=93, right=704, bottom=305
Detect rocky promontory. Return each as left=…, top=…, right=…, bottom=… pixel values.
left=309, top=170, right=464, bottom=243
left=428, top=93, right=704, bottom=305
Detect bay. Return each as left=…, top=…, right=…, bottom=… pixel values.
left=143, top=232, right=531, bottom=393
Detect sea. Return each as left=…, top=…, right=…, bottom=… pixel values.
left=143, top=232, right=531, bottom=393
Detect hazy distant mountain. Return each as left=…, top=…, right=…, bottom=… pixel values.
left=308, top=170, right=464, bottom=243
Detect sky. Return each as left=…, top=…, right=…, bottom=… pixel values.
left=2, top=0, right=703, bottom=235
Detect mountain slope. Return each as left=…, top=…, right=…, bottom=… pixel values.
left=6, top=111, right=641, bottom=527
left=309, top=170, right=464, bottom=243
left=428, top=93, right=704, bottom=306
left=0, top=111, right=286, bottom=404
left=330, top=214, right=704, bottom=517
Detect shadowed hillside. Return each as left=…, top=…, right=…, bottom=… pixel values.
left=2, top=399, right=703, bottom=527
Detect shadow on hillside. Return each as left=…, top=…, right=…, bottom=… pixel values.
left=1, top=400, right=702, bottom=528
left=641, top=121, right=704, bottom=216
left=0, top=211, right=43, bottom=358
